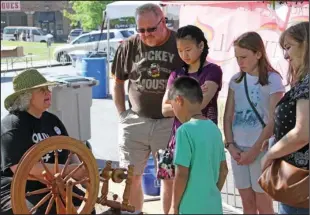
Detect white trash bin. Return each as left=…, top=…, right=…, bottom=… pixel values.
left=46, top=74, right=99, bottom=142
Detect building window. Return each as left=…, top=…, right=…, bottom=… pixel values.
left=56, top=24, right=63, bottom=35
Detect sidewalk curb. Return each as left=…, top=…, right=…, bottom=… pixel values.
left=1, top=63, right=63, bottom=73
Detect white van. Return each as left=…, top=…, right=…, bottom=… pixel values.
left=3, top=26, right=53, bottom=42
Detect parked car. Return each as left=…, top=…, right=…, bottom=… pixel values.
left=122, top=28, right=137, bottom=35
left=53, top=29, right=134, bottom=65
left=67, top=29, right=89, bottom=43
left=2, top=26, right=53, bottom=42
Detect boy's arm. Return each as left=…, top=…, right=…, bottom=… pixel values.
left=172, top=126, right=192, bottom=212
left=217, top=160, right=228, bottom=191
left=172, top=165, right=189, bottom=211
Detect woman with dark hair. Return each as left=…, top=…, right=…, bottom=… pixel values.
left=261, top=21, right=309, bottom=215
left=158, top=25, right=223, bottom=214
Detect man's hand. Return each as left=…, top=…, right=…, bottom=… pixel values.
left=238, top=148, right=260, bottom=165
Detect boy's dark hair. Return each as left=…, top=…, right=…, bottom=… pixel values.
left=168, top=76, right=203, bottom=104
left=176, top=25, right=210, bottom=77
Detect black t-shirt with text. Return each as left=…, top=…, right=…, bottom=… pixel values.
left=111, top=30, right=183, bottom=119
left=1, top=111, right=70, bottom=211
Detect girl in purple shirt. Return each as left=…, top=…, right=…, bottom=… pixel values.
left=157, top=25, right=223, bottom=214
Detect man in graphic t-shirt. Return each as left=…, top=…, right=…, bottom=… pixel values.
left=111, top=3, right=183, bottom=213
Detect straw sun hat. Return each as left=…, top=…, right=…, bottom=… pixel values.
left=4, top=69, right=57, bottom=110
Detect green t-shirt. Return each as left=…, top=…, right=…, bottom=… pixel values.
left=174, top=119, right=226, bottom=214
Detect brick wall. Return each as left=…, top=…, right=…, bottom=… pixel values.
left=20, top=1, right=72, bottom=41
left=20, top=1, right=71, bottom=12
left=2, top=1, right=74, bottom=41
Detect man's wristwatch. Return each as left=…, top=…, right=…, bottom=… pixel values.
left=224, top=141, right=234, bottom=149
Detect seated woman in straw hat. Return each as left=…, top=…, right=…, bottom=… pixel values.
left=0, top=69, right=95, bottom=214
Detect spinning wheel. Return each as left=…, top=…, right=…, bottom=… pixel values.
left=11, top=136, right=136, bottom=214
left=11, top=136, right=99, bottom=214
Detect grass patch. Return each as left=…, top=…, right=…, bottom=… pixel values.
left=1, top=41, right=65, bottom=61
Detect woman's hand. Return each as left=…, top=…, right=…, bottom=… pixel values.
left=63, top=164, right=89, bottom=183
left=238, top=149, right=260, bottom=165
left=227, top=145, right=242, bottom=162
left=201, top=82, right=208, bottom=93
left=261, top=139, right=269, bottom=152
left=261, top=153, right=273, bottom=172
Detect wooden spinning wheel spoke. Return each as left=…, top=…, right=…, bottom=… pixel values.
left=76, top=154, right=83, bottom=163
left=26, top=188, right=51, bottom=196
left=29, top=192, right=52, bottom=213
left=61, top=152, right=74, bottom=177
left=64, top=162, right=85, bottom=182
left=28, top=174, right=51, bottom=186
left=54, top=150, right=59, bottom=174
left=72, top=177, right=90, bottom=186
left=65, top=180, right=78, bottom=214
left=40, top=159, right=54, bottom=180
left=72, top=192, right=87, bottom=201
left=55, top=195, right=66, bottom=214
left=66, top=180, right=73, bottom=214
left=45, top=194, right=55, bottom=215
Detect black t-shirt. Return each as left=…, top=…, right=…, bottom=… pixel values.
left=1, top=111, right=70, bottom=209
left=111, top=31, right=183, bottom=119
left=274, top=73, right=309, bottom=169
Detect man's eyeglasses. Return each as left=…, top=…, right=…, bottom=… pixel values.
left=136, top=17, right=163, bottom=34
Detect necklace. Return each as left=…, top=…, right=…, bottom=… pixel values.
left=191, top=113, right=203, bottom=118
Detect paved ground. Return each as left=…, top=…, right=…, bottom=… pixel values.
left=1, top=66, right=279, bottom=214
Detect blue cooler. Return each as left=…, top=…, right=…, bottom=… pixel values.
left=142, top=155, right=161, bottom=196
left=81, top=57, right=108, bottom=99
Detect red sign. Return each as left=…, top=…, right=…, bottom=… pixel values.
left=1, top=1, right=21, bottom=11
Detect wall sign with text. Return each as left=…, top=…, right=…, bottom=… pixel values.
left=1, top=1, right=21, bottom=12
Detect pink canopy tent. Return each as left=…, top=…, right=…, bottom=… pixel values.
left=161, top=1, right=309, bottom=98
left=159, top=2, right=308, bottom=213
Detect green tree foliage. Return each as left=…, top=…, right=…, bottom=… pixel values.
left=264, top=1, right=306, bottom=10
left=63, top=1, right=114, bottom=31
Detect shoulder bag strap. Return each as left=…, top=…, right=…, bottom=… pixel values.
left=244, top=74, right=266, bottom=128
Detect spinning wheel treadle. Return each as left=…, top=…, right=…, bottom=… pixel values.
left=11, top=136, right=136, bottom=214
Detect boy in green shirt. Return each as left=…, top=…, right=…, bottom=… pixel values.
left=167, top=76, right=228, bottom=214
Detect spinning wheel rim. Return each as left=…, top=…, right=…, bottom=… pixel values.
left=11, top=136, right=99, bottom=214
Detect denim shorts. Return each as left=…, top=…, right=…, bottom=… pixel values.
left=278, top=203, right=309, bottom=214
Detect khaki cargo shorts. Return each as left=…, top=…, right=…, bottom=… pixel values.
left=118, top=109, right=173, bottom=175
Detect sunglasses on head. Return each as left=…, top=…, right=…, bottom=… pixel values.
left=136, top=17, right=163, bottom=33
